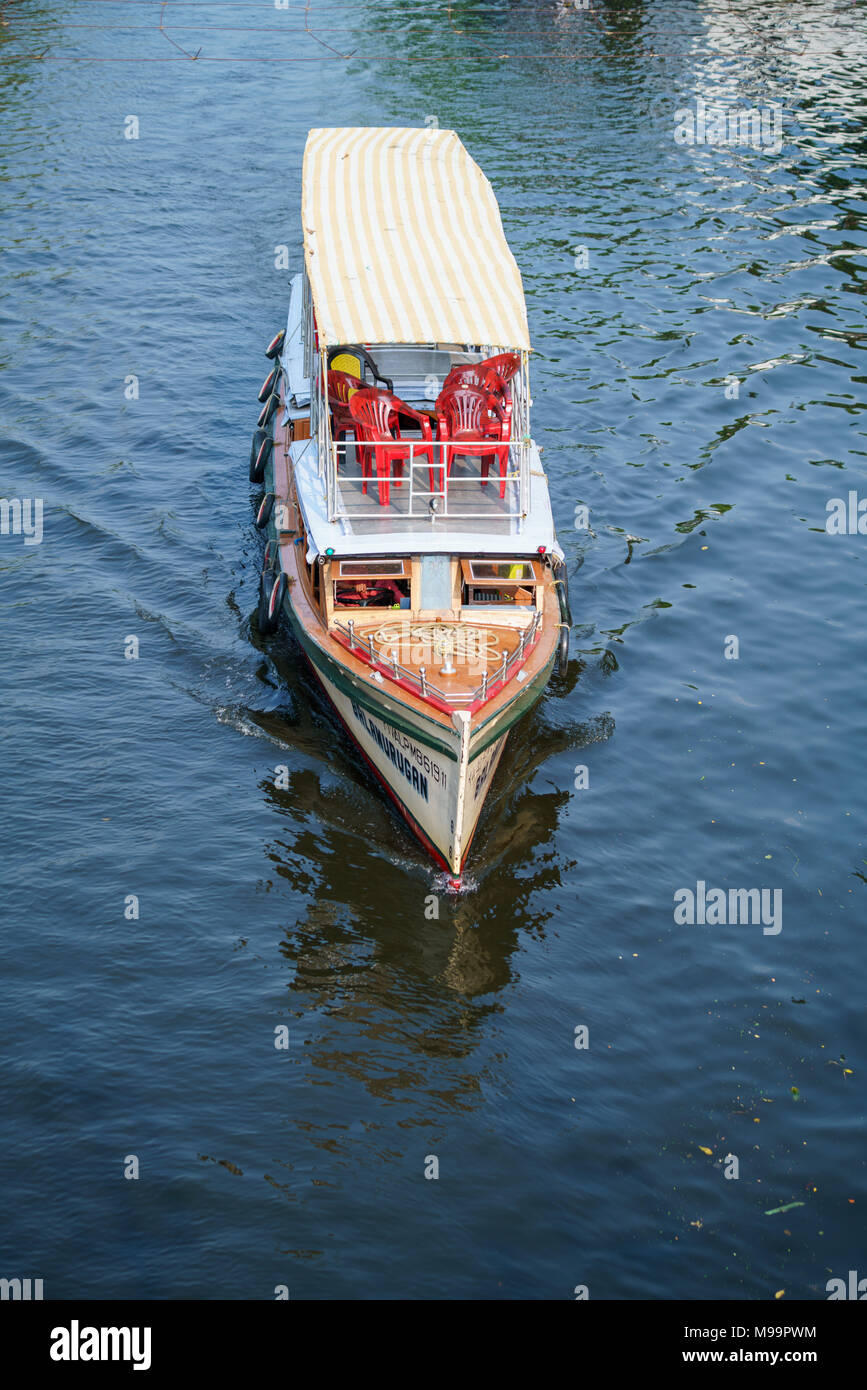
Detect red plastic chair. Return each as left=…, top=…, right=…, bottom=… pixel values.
left=348, top=389, right=436, bottom=507
left=435, top=385, right=510, bottom=498
left=483, top=352, right=521, bottom=386
left=443, top=354, right=520, bottom=447
left=483, top=354, right=520, bottom=450
left=443, top=363, right=505, bottom=396
left=442, top=365, right=509, bottom=447
left=327, top=370, right=362, bottom=463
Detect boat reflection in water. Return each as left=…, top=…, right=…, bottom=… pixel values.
left=254, top=689, right=614, bottom=1005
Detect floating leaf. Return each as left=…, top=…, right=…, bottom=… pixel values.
left=765, top=1201, right=805, bottom=1216
left=775, top=1289, right=785, bottom=1299
left=699, top=1146, right=713, bottom=1155
left=791, top=1086, right=800, bottom=1100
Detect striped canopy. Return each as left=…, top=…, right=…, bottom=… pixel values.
left=301, top=127, right=531, bottom=352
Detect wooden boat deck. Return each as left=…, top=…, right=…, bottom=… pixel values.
left=331, top=615, right=535, bottom=707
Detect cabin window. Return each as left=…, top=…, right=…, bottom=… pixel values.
left=469, top=561, right=533, bottom=582
left=333, top=558, right=411, bottom=609
left=334, top=579, right=410, bottom=609
left=460, top=558, right=539, bottom=607
left=339, top=560, right=406, bottom=578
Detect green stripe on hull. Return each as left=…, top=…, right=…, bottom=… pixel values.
left=280, top=595, right=459, bottom=761
left=468, top=653, right=557, bottom=759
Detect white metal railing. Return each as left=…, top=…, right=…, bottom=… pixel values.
left=333, top=609, right=542, bottom=706
left=305, top=326, right=534, bottom=525
left=327, top=436, right=530, bottom=522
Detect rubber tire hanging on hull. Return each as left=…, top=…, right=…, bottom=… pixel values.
left=255, top=492, right=275, bottom=529
left=258, top=365, right=279, bottom=403
left=558, top=620, right=570, bottom=670
left=250, top=429, right=272, bottom=483
left=553, top=558, right=571, bottom=672
left=265, top=330, right=285, bottom=360
left=258, top=391, right=280, bottom=428
left=258, top=569, right=286, bottom=635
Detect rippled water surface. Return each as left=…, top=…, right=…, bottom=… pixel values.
left=2, top=0, right=866, bottom=1299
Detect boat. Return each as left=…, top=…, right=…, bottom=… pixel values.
left=250, top=126, right=570, bottom=882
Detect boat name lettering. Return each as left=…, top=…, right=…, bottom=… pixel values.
left=350, top=702, right=430, bottom=803
left=383, top=721, right=446, bottom=790
left=472, top=747, right=499, bottom=801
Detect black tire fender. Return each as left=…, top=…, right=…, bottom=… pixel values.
left=258, top=364, right=280, bottom=403
left=255, top=492, right=275, bottom=530
left=552, top=558, right=571, bottom=672
left=265, top=330, right=285, bottom=360
left=258, top=569, right=286, bottom=634
left=250, top=431, right=272, bottom=483
left=257, top=391, right=280, bottom=429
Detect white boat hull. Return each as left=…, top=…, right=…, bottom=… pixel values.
left=313, top=661, right=509, bottom=875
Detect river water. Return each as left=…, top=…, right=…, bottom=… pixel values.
left=1, top=0, right=865, bottom=1299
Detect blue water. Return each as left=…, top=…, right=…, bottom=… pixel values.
left=1, top=0, right=865, bottom=1299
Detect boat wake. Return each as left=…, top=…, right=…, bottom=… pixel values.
left=213, top=703, right=296, bottom=749
left=433, top=871, right=479, bottom=897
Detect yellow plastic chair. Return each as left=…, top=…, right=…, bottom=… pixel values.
left=327, top=346, right=393, bottom=394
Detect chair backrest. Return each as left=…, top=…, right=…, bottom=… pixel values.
left=348, top=388, right=399, bottom=438
left=484, top=352, right=521, bottom=385
left=330, top=352, right=363, bottom=380
left=328, top=369, right=361, bottom=404
left=437, top=385, right=489, bottom=436
left=443, top=362, right=510, bottom=402
left=443, top=364, right=491, bottom=393
left=327, top=346, right=394, bottom=394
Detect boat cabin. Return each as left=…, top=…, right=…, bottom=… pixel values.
left=267, top=127, right=564, bottom=714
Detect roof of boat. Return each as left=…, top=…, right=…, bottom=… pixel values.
left=301, top=127, right=531, bottom=352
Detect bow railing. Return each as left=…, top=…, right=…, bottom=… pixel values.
left=332, top=610, right=542, bottom=708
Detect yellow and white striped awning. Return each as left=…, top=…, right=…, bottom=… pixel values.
left=301, top=127, right=531, bottom=352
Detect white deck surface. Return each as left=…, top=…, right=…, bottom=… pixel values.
left=292, top=435, right=560, bottom=561
left=278, top=274, right=561, bottom=561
